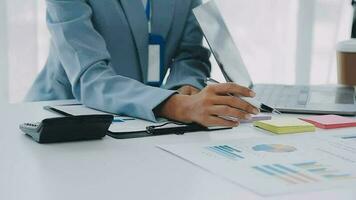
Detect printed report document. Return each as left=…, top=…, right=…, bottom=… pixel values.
left=158, top=134, right=356, bottom=196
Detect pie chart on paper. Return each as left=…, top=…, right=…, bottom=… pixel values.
left=252, top=144, right=297, bottom=153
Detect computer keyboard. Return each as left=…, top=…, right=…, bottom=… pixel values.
left=253, top=85, right=309, bottom=108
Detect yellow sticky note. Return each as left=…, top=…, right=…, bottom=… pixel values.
left=253, top=119, right=315, bottom=134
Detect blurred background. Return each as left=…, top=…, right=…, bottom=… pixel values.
left=0, top=0, right=353, bottom=103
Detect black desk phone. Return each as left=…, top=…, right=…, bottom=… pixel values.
left=20, top=115, right=113, bottom=143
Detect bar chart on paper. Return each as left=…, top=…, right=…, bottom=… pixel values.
left=158, top=135, right=356, bottom=196
left=293, top=161, right=356, bottom=181
left=252, top=164, right=318, bottom=185
left=206, top=145, right=244, bottom=160
left=252, top=161, right=356, bottom=185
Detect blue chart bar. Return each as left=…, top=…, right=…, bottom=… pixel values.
left=207, top=145, right=244, bottom=160
left=220, top=145, right=242, bottom=153
left=274, top=164, right=319, bottom=182
left=273, top=164, right=298, bottom=173
left=323, top=174, right=354, bottom=180
left=252, top=165, right=297, bottom=184
left=307, top=168, right=327, bottom=173
left=342, top=136, right=356, bottom=140
left=293, top=161, right=318, bottom=167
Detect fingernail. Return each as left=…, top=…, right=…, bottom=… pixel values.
left=253, top=108, right=260, bottom=115
left=245, top=114, right=252, bottom=120
left=250, top=91, right=256, bottom=97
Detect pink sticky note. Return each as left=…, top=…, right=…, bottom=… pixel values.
left=300, top=115, right=356, bottom=129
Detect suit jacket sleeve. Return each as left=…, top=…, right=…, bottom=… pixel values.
left=46, top=0, right=176, bottom=121
left=164, top=0, right=211, bottom=90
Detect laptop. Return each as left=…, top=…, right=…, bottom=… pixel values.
left=193, top=0, right=356, bottom=116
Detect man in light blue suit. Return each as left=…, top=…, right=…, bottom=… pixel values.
left=26, top=0, right=259, bottom=127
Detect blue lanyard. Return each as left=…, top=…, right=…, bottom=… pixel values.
left=145, top=0, right=152, bottom=33
left=145, top=0, right=151, bottom=20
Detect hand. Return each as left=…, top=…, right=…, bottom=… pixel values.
left=157, top=83, right=260, bottom=127
left=177, top=85, right=200, bottom=95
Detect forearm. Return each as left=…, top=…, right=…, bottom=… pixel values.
left=74, top=61, right=177, bottom=121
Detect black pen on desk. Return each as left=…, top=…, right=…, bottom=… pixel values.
left=205, top=77, right=282, bottom=115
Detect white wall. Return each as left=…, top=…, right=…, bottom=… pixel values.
left=209, top=0, right=352, bottom=85
left=7, top=0, right=40, bottom=102
left=295, top=0, right=316, bottom=84
left=0, top=1, right=8, bottom=104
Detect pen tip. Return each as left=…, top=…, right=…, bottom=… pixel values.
left=273, top=110, right=282, bottom=115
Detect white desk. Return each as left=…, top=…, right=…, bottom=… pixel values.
left=1, top=100, right=356, bottom=200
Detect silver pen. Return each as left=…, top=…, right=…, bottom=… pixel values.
left=205, top=77, right=282, bottom=115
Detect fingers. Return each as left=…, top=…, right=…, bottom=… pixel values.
left=209, top=105, right=252, bottom=120
left=179, top=83, right=259, bottom=127
left=206, top=83, right=255, bottom=97
left=203, top=116, right=240, bottom=127
left=213, top=96, right=260, bottom=115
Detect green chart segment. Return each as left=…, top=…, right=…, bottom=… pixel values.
left=206, top=145, right=244, bottom=160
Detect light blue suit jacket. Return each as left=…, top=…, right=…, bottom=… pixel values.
left=26, top=0, right=211, bottom=121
